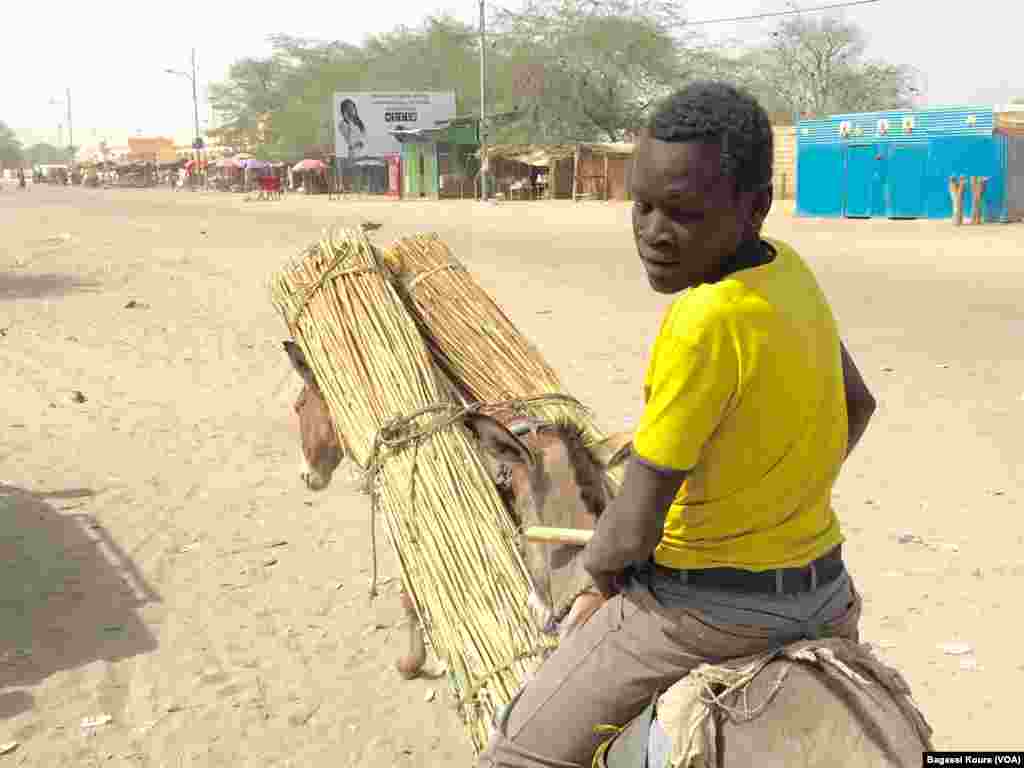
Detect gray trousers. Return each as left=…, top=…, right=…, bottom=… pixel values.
left=478, top=563, right=861, bottom=768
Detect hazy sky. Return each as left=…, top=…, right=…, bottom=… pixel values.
left=4, top=0, right=1020, bottom=147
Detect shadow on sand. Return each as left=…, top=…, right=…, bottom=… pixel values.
left=0, top=272, right=101, bottom=301
left=0, top=484, right=160, bottom=720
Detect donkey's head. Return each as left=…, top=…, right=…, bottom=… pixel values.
left=283, top=340, right=346, bottom=491
left=464, top=413, right=631, bottom=637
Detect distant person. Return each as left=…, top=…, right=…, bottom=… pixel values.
left=338, top=98, right=367, bottom=161
left=17, top=168, right=26, bottom=189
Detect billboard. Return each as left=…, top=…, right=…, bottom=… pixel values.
left=333, top=92, right=457, bottom=160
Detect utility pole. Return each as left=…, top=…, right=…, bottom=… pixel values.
left=66, top=88, right=73, bottom=167
left=191, top=48, right=201, bottom=172
left=165, top=49, right=204, bottom=189
left=479, top=0, right=488, bottom=202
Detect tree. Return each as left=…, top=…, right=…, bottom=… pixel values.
left=208, top=55, right=290, bottom=152
left=744, top=15, right=913, bottom=118
left=0, top=121, right=24, bottom=168
left=208, top=9, right=911, bottom=155
left=24, top=143, right=66, bottom=165
left=209, top=20, right=494, bottom=159
left=207, top=7, right=725, bottom=153
left=494, top=0, right=699, bottom=142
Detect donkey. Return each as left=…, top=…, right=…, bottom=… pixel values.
left=283, top=341, right=626, bottom=678
left=284, top=343, right=931, bottom=765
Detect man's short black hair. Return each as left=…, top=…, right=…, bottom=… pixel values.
left=647, top=81, right=773, bottom=195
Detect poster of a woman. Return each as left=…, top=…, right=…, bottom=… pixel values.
left=338, top=99, right=367, bottom=161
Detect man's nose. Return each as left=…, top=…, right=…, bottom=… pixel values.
left=638, top=210, right=673, bottom=245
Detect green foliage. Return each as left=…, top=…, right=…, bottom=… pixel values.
left=208, top=8, right=913, bottom=156
left=25, top=142, right=73, bottom=165
left=0, top=121, right=25, bottom=168
left=494, top=0, right=697, bottom=142
left=210, top=19, right=493, bottom=158
left=739, top=15, right=914, bottom=118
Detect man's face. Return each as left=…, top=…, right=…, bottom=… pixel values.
left=630, top=135, right=762, bottom=294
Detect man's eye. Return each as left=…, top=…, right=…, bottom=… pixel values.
left=634, top=201, right=653, bottom=215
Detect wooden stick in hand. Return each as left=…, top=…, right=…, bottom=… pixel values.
left=522, top=527, right=594, bottom=547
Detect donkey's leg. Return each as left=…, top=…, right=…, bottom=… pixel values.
left=396, top=584, right=427, bottom=680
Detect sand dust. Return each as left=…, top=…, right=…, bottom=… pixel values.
left=2, top=185, right=1022, bottom=765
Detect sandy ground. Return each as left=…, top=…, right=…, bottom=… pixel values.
left=1, top=182, right=1023, bottom=766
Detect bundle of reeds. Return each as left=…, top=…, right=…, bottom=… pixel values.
left=269, top=227, right=555, bottom=752
left=382, top=233, right=626, bottom=489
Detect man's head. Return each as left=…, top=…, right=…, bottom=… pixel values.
left=631, top=81, right=774, bottom=294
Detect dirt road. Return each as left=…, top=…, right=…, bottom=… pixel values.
left=2, top=185, right=1023, bottom=766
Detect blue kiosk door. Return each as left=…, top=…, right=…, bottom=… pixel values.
left=844, top=145, right=874, bottom=218
left=886, top=144, right=927, bottom=219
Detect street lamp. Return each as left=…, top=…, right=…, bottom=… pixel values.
left=165, top=48, right=203, bottom=183
left=48, top=89, right=73, bottom=167
left=478, top=0, right=489, bottom=202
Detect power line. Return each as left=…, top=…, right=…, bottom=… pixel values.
left=686, top=0, right=881, bottom=26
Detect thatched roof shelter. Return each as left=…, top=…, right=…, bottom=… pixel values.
left=479, top=142, right=634, bottom=167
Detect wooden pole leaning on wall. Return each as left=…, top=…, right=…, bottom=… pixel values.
left=627, top=153, right=635, bottom=202
left=603, top=152, right=609, bottom=201
left=970, top=176, right=989, bottom=225
left=949, top=175, right=967, bottom=226
left=573, top=144, right=581, bottom=202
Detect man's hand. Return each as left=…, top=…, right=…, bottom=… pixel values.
left=586, top=567, right=627, bottom=600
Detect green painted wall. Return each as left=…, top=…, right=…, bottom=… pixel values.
left=423, top=146, right=437, bottom=196
left=400, top=142, right=439, bottom=198
left=399, top=124, right=480, bottom=198
left=442, top=123, right=479, bottom=145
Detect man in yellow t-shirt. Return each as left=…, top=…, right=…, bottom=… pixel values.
left=478, top=82, right=878, bottom=768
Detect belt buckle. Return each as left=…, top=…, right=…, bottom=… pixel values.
left=777, top=561, right=817, bottom=595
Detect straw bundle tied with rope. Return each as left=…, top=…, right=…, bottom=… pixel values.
left=269, top=227, right=556, bottom=751
left=382, top=233, right=625, bottom=490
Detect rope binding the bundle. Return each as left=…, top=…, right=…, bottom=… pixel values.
left=360, top=392, right=594, bottom=598
left=288, top=225, right=386, bottom=329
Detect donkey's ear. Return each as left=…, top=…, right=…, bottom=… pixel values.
left=464, top=414, right=535, bottom=467
left=590, top=432, right=633, bottom=468
left=283, top=340, right=316, bottom=388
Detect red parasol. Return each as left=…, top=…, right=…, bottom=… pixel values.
left=292, top=158, right=327, bottom=172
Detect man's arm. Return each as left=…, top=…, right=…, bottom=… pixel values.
left=840, top=342, right=877, bottom=458
left=582, top=456, right=687, bottom=596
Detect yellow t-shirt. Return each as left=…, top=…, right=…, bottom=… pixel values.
left=633, top=238, right=846, bottom=571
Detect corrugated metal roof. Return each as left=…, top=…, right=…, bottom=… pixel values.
left=798, top=106, right=995, bottom=146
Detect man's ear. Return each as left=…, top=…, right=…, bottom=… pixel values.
left=751, top=183, right=774, bottom=232
left=464, top=414, right=535, bottom=468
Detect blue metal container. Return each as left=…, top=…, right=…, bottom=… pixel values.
left=796, top=106, right=1021, bottom=221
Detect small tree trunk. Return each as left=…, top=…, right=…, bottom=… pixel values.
left=949, top=176, right=966, bottom=226
left=970, top=176, right=989, bottom=224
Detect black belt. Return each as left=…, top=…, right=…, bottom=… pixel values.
left=651, top=545, right=844, bottom=595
